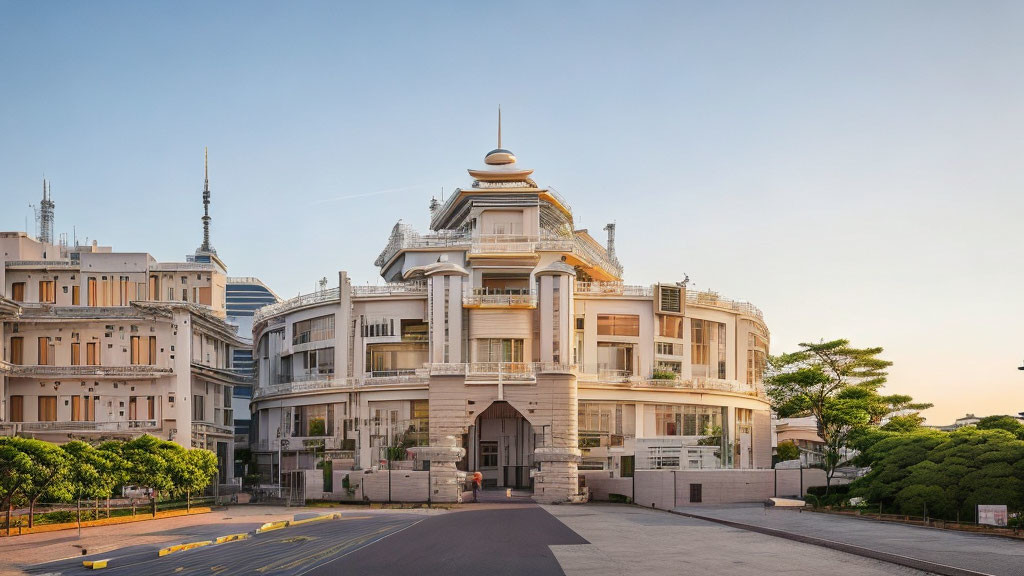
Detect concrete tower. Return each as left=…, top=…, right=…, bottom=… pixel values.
left=197, top=147, right=216, bottom=255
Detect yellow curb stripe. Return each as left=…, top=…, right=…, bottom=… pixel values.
left=214, top=532, right=250, bottom=544
left=256, top=520, right=290, bottom=533
left=83, top=559, right=109, bottom=569
left=158, top=540, right=213, bottom=557
left=288, top=513, right=342, bottom=526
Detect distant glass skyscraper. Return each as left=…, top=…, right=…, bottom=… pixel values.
left=225, top=276, right=279, bottom=467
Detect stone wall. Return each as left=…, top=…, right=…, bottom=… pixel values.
left=634, top=468, right=828, bottom=510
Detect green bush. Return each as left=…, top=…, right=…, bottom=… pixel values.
left=608, top=493, right=632, bottom=503
left=652, top=369, right=677, bottom=380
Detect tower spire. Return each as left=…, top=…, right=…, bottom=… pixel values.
left=197, top=147, right=216, bottom=254
left=498, top=105, right=502, bottom=148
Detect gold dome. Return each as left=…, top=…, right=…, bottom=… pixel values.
left=484, top=148, right=517, bottom=165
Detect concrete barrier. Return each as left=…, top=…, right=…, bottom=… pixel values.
left=158, top=540, right=213, bottom=557
left=82, top=559, right=109, bottom=569
left=214, top=532, right=250, bottom=544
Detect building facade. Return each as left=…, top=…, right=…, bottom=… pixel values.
left=0, top=162, right=249, bottom=484
left=250, top=140, right=772, bottom=503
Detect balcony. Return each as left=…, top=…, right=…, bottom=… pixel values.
left=253, top=287, right=340, bottom=324
left=374, top=223, right=471, bottom=268
left=634, top=376, right=765, bottom=398
left=253, top=436, right=349, bottom=452
left=462, top=290, right=537, bottom=309
left=362, top=369, right=430, bottom=386
left=191, top=422, right=233, bottom=437
left=470, top=235, right=541, bottom=255
left=8, top=364, right=173, bottom=379
left=4, top=420, right=160, bottom=434
left=352, top=282, right=427, bottom=298
left=149, top=262, right=215, bottom=272
left=253, top=374, right=353, bottom=399
left=5, top=259, right=77, bottom=269
left=686, top=290, right=764, bottom=321
left=574, top=281, right=653, bottom=297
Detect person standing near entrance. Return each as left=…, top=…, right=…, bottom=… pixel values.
left=472, top=471, right=482, bottom=502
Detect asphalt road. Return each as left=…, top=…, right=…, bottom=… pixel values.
left=29, top=506, right=587, bottom=576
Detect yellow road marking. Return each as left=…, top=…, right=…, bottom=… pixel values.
left=82, top=558, right=109, bottom=569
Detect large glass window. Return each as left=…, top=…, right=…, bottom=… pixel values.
left=366, top=342, right=428, bottom=373
left=293, top=315, right=335, bottom=345
left=747, top=333, right=768, bottom=385
left=578, top=402, right=625, bottom=448
left=303, top=347, right=335, bottom=375
left=597, top=342, right=633, bottom=373
left=691, top=319, right=726, bottom=379
left=597, top=314, right=640, bottom=337
left=475, top=339, right=524, bottom=363
left=658, top=316, right=684, bottom=339
left=654, top=404, right=722, bottom=437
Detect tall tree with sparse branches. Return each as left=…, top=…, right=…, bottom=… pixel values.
left=766, top=339, right=930, bottom=493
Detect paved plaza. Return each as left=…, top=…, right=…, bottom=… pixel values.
left=2, top=502, right=1021, bottom=575
left=674, top=504, right=1024, bottom=576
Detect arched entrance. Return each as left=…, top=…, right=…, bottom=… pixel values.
left=466, top=401, right=535, bottom=490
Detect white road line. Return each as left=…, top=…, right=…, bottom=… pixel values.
left=295, top=518, right=426, bottom=576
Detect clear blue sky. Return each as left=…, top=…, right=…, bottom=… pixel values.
left=2, top=1, right=1022, bottom=423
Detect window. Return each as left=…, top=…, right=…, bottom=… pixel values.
left=400, top=319, right=428, bottom=341
left=475, top=339, right=524, bottom=363
left=659, top=286, right=681, bottom=313
left=303, top=347, right=335, bottom=374
left=657, top=361, right=682, bottom=374
left=366, top=342, right=428, bottom=373
left=656, top=342, right=677, bottom=356
left=11, top=282, right=25, bottom=302
left=149, top=336, right=157, bottom=366
left=10, top=396, right=23, bottom=421
left=87, top=277, right=97, bottom=306
left=578, top=402, right=624, bottom=448
left=37, top=396, right=57, bottom=422
left=691, top=319, right=726, bottom=379
left=71, top=342, right=81, bottom=365
left=10, top=337, right=23, bottom=365
left=38, top=280, right=55, bottom=303
left=71, top=396, right=95, bottom=422
left=654, top=404, right=722, bottom=437
left=294, top=315, right=335, bottom=345
left=71, top=285, right=80, bottom=305
left=37, top=337, right=53, bottom=365
left=596, top=342, right=633, bottom=373
left=86, top=342, right=100, bottom=365
left=690, top=484, right=702, bottom=503
left=657, top=316, right=684, bottom=339
left=747, top=333, right=768, bottom=385
left=575, top=317, right=584, bottom=330
left=131, top=335, right=141, bottom=364
left=182, top=288, right=187, bottom=301
left=597, top=314, right=639, bottom=337
left=480, top=442, right=498, bottom=468
left=193, top=395, right=205, bottom=421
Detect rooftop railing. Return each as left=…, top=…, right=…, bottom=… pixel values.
left=374, top=223, right=470, bottom=267
left=574, top=281, right=653, bottom=297
left=686, top=290, right=764, bottom=321
left=253, top=287, right=340, bottom=324
left=5, top=260, right=77, bottom=268
left=462, top=292, right=538, bottom=307
left=10, top=420, right=160, bottom=433
left=352, top=282, right=427, bottom=297
left=149, top=262, right=215, bottom=271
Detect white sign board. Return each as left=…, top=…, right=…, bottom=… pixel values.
left=977, top=505, right=1008, bottom=527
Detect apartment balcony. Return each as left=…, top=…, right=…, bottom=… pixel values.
left=633, top=376, right=765, bottom=398
left=8, top=364, right=173, bottom=379
left=191, top=422, right=234, bottom=437
left=362, top=368, right=430, bottom=386
left=351, top=282, right=427, bottom=298
left=5, top=259, right=78, bottom=269
left=470, top=235, right=541, bottom=255
left=252, top=373, right=353, bottom=400
left=462, top=290, right=537, bottom=309
left=574, top=281, right=653, bottom=298
left=426, top=362, right=576, bottom=383
left=252, top=436, right=351, bottom=453
left=2, top=419, right=160, bottom=434
left=374, top=223, right=471, bottom=268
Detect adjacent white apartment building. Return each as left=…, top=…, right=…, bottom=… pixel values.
left=0, top=159, right=249, bottom=484
left=250, top=137, right=772, bottom=503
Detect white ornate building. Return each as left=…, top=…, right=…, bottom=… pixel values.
left=250, top=137, right=772, bottom=503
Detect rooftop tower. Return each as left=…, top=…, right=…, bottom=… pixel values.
left=196, top=147, right=216, bottom=256
left=39, top=179, right=55, bottom=245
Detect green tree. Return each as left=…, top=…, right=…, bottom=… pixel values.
left=0, top=439, right=33, bottom=533
left=776, top=440, right=800, bottom=462
left=168, top=449, right=218, bottom=509
left=104, top=435, right=173, bottom=498
left=976, top=415, right=1024, bottom=440
left=16, top=438, right=72, bottom=528
left=766, top=339, right=930, bottom=493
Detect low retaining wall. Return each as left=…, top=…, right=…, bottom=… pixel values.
left=0, top=507, right=212, bottom=537
left=584, top=469, right=827, bottom=509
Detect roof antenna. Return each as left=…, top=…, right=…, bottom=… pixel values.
left=498, top=105, right=502, bottom=149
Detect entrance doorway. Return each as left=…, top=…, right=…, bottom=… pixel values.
left=468, top=401, right=535, bottom=490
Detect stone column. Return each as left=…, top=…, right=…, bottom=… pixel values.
left=409, top=436, right=465, bottom=503
left=527, top=371, right=581, bottom=504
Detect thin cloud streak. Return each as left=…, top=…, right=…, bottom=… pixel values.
left=309, top=183, right=437, bottom=207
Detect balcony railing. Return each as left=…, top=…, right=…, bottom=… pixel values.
left=462, top=291, right=538, bottom=308
left=191, top=422, right=234, bottom=436
left=571, top=235, right=623, bottom=278
left=634, top=376, right=764, bottom=397
left=253, top=374, right=353, bottom=399
left=374, top=223, right=471, bottom=268
left=352, top=282, right=427, bottom=297
left=363, top=369, right=430, bottom=385
left=9, top=364, right=173, bottom=378
left=149, top=262, right=215, bottom=271
left=5, top=260, right=77, bottom=268
left=9, top=420, right=160, bottom=433
left=574, top=281, right=652, bottom=297
left=686, top=291, right=764, bottom=321
left=470, top=235, right=540, bottom=254
left=253, top=287, right=340, bottom=324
